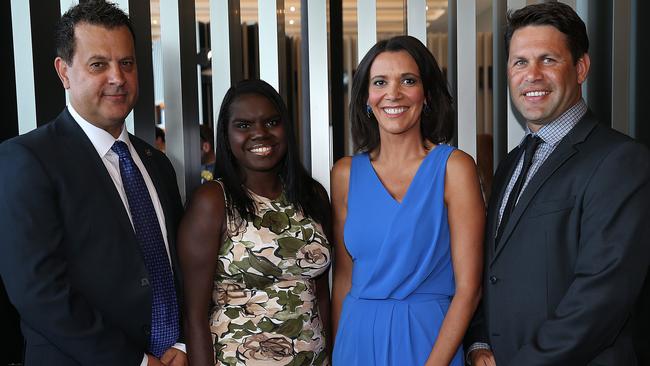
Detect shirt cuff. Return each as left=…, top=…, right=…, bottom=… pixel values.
left=466, top=342, right=491, bottom=365
left=140, top=343, right=186, bottom=366
left=172, top=342, right=187, bottom=353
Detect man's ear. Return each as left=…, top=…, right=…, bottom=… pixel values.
left=54, top=57, right=71, bottom=89
left=576, top=53, right=590, bottom=85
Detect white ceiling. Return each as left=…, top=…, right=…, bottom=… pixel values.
left=149, top=0, right=491, bottom=40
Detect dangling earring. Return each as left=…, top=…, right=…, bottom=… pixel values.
left=366, top=104, right=373, bottom=119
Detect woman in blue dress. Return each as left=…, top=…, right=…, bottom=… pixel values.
left=331, top=35, right=485, bottom=365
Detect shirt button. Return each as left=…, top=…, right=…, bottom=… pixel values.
left=141, top=278, right=150, bottom=287
left=489, top=275, right=498, bottom=284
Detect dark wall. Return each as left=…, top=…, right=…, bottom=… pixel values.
left=585, top=1, right=612, bottom=125
left=1, top=0, right=18, bottom=143
left=1, top=1, right=23, bottom=364
left=330, top=0, right=344, bottom=162
left=634, top=0, right=649, bottom=148
left=32, top=0, right=66, bottom=126
left=632, top=5, right=649, bottom=366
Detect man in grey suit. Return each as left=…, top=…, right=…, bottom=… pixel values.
left=0, top=1, right=186, bottom=365
left=466, top=2, right=650, bottom=365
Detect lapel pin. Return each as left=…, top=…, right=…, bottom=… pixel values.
left=145, top=149, right=152, bottom=156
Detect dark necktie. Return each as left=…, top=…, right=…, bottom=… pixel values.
left=496, top=134, right=542, bottom=244
left=111, top=141, right=179, bottom=357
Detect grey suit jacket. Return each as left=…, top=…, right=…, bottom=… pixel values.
left=0, top=108, right=184, bottom=365
left=466, top=112, right=650, bottom=365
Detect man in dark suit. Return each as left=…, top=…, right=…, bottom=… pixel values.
left=466, top=3, right=650, bottom=365
left=0, top=1, right=187, bottom=365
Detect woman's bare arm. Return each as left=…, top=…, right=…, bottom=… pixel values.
left=425, top=150, right=485, bottom=366
left=329, top=157, right=354, bottom=345
left=178, top=182, right=226, bottom=366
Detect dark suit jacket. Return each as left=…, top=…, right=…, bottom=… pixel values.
left=0, top=109, right=184, bottom=365
left=466, top=112, right=650, bottom=365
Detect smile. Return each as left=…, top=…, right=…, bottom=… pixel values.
left=382, top=107, right=408, bottom=115
left=524, top=90, right=550, bottom=97
left=248, top=145, right=273, bottom=156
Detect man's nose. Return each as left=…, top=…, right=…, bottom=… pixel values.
left=108, top=64, right=126, bottom=85
left=524, top=63, right=543, bottom=83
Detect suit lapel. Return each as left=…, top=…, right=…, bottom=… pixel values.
left=490, top=114, right=598, bottom=266
left=131, top=137, right=169, bottom=221
left=131, top=137, right=184, bottom=286
left=487, top=147, right=523, bottom=259
left=56, top=110, right=136, bottom=238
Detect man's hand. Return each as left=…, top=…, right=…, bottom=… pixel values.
left=146, top=354, right=164, bottom=366
left=161, top=347, right=188, bottom=366
left=471, top=349, right=496, bottom=366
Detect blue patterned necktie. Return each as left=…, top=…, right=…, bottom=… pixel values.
left=111, top=141, right=179, bottom=357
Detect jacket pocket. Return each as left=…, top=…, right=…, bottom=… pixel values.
left=528, top=196, right=576, bottom=217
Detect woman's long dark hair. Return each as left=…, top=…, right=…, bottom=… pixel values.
left=350, top=35, right=454, bottom=153
left=214, top=79, right=329, bottom=227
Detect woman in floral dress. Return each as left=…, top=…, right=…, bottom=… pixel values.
left=179, top=80, right=331, bottom=366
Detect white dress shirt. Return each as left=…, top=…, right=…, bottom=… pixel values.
left=69, top=105, right=185, bottom=364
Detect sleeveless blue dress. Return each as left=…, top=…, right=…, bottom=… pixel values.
left=332, top=144, right=463, bottom=365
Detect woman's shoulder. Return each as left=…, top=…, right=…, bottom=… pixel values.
left=444, top=148, right=479, bottom=185
left=187, top=180, right=228, bottom=213
left=331, top=156, right=353, bottom=184
left=446, top=148, right=476, bottom=167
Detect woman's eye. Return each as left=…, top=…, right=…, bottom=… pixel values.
left=266, top=120, right=280, bottom=127
left=403, top=78, right=417, bottom=85
left=234, top=122, right=250, bottom=129
left=372, top=79, right=386, bottom=87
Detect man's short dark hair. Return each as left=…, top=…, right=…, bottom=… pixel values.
left=505, top=2, right=589, bottom=64
left=56, top=0, right=135, bottom=64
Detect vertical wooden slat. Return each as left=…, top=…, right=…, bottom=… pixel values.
left=457, top=1, right=477, bottom=158
left=406, top=0, right=426, bottom=44
left=357, top=0, right=377, bottom=63
left=506, top=0, right=527, bottom=151
left=611, top=0, right=631, bottom=134
left=258, top=0, right=283, bottom=92
left=160, top=0, right=200, bottom=201
left=307, top=0, right=332, bottom=192
left=11, top=0, right=37, bottom=135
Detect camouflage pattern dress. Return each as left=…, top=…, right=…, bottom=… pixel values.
left=211, top=184, right=331, bottom=366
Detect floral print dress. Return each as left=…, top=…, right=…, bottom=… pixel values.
left=211, top=185, right=331, bottom=366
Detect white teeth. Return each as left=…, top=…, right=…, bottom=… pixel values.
left=383, top=107, right=407, bottom=115
left=249, top=146, right=272, bottom=156
left=525, top=91, right=550, bottom=97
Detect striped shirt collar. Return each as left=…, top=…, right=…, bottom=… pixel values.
left=522, top=99, right=587, bottom=147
